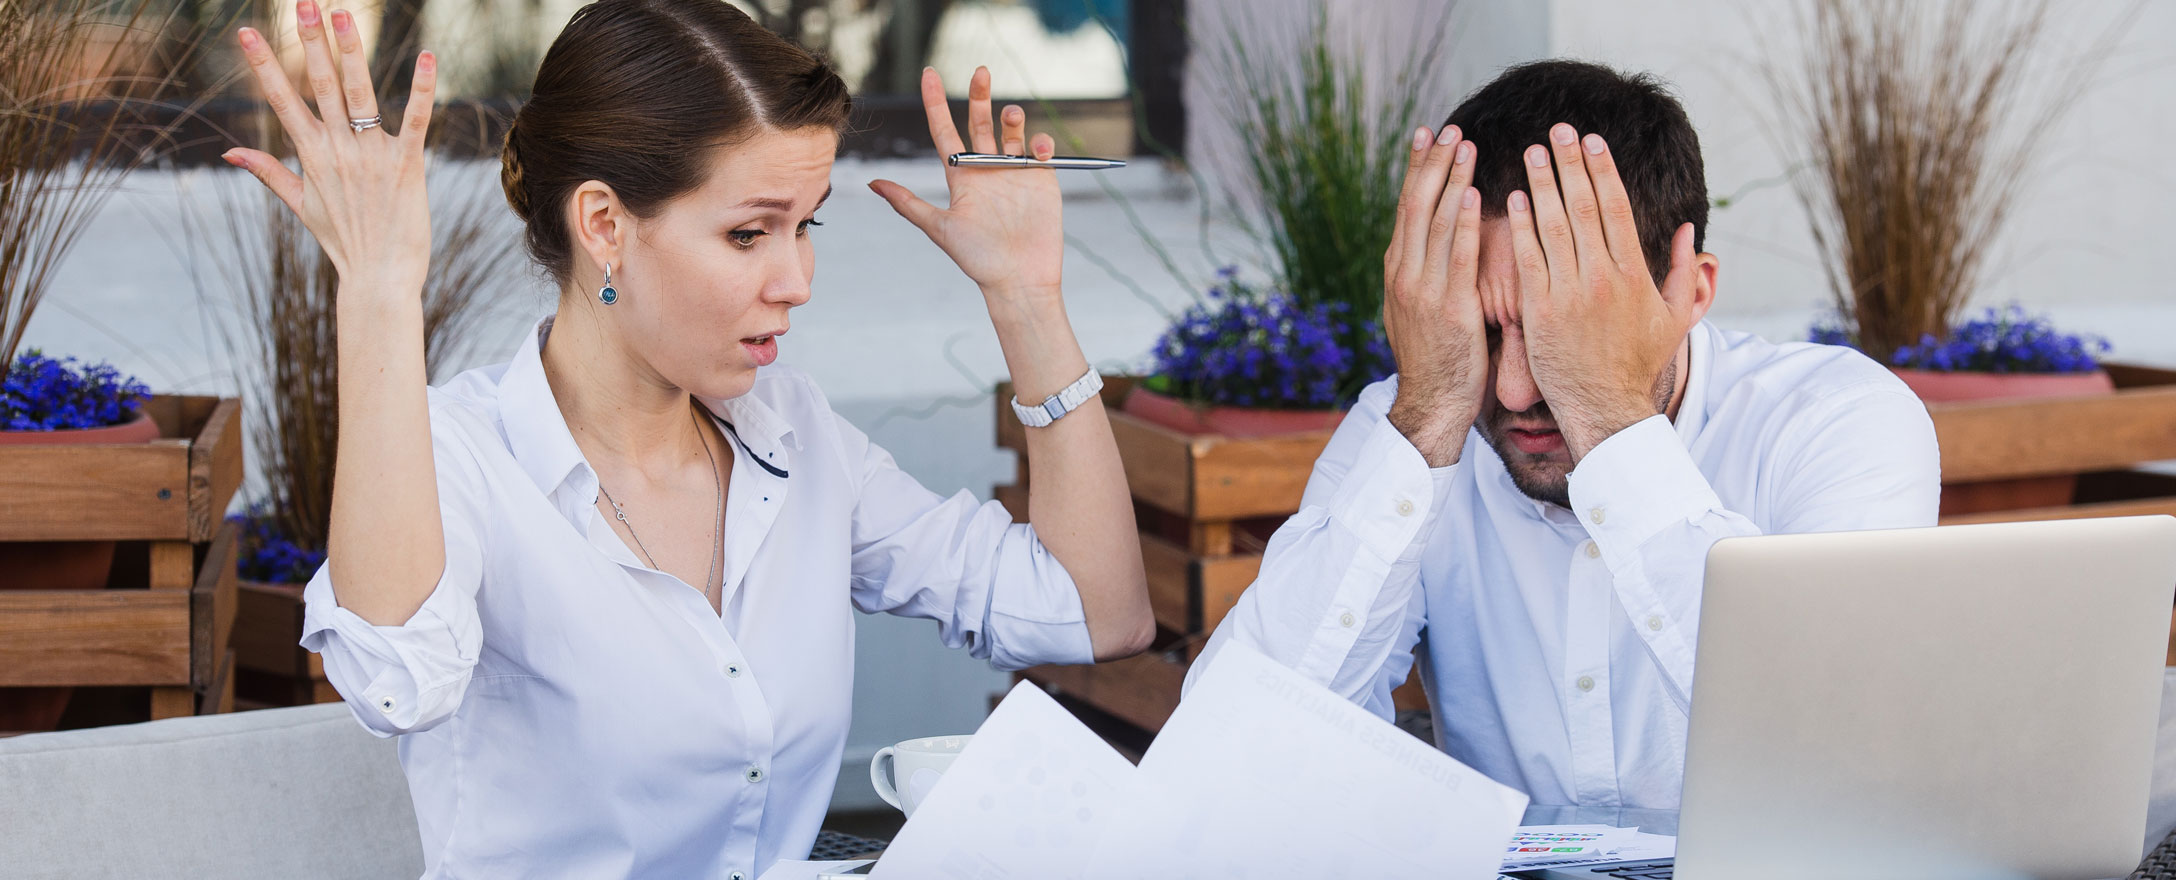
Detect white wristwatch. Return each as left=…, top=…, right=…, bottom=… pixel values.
left=1011, top=369, right=1104, bottom=428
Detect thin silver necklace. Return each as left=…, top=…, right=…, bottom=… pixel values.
left=599, top=403, right=723, bottom=601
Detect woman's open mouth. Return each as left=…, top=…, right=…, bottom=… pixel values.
left=742, top=335, right=778, bottom=366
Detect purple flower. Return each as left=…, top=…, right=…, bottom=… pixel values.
left=229, top=502, right=328, bottom=584
left=1809, top=305, right=2109, bottom=374
left=2, top=351, right=150, bottom=431
left=1148, top=272, right=1394, bottom=408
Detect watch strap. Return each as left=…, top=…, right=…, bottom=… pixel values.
left=1011, top=369, right=1104, bottom=428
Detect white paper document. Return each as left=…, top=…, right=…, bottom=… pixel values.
left=868, top=680, right=1137, bottom=880
left=754, top=859, right=873, bottom=880
left=1081, top=642, right=1530, bottom=878
left=1499, top=826, right=1677, bottom=871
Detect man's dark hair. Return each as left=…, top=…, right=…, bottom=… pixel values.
left=1445, top=59, right=1708, bottom=284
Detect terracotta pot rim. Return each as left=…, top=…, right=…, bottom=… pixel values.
left=0, top=410, right=155, bottom=434
left=1889, top=367, right=2109, bottom=377
left=1126, top=386, right=1344, bottom=415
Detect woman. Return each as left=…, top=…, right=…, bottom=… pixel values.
left=220, top=1, right=1153, bottom=876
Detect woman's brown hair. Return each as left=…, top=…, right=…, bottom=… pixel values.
left=499, top=0, right=852, bottom=286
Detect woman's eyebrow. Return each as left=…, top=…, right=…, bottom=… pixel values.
left=736, top=185, right=833, bottom=211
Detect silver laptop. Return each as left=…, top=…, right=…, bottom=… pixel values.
left=1531, top=516, right=2176, bottom=880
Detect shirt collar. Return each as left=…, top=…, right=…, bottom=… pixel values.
left=497, top=316, right=594, bottom=506
left=1671, top=320, right=1718, bottom=443
left=497, top=316, right=803, bottom=506
left=699, top=390, right=799, bottom=478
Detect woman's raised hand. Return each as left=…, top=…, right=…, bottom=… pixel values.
left=868, top=67, right=1066, bottom=301
left=223, top=1, right=437, bottom=295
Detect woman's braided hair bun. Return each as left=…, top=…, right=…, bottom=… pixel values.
left=498, top=116, right=532, bottom=218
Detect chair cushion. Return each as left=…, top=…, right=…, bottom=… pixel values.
left=0, top=704, right=421, bottom=880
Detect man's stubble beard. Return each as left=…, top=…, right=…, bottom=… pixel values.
left=1476, top=358, right=1678, bottom=508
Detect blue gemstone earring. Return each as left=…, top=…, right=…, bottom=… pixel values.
left=598, top=262, right=618, bottom=305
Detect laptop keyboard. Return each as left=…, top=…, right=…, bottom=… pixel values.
left=1588, top=862, right=1673, bottom=879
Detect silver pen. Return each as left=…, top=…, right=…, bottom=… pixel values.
left=947, top=151, right=1127, bottom=170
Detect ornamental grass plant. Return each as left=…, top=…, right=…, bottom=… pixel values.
left=1176, top=3, right=1443, bottom=406
left=1761, top=0, right=2136, bottom=364
left=0, top=0, right=230, bottom=366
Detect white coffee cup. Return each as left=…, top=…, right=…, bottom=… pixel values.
left=869, top=735, right=970, bottom=817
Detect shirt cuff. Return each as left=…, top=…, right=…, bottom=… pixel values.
left=1326, top=418, right=1452, bottom=564
left=300, top=563, right=481, bottom=734
left=984, top=520, right=1096, bottom=670
left=1565, top=415, right=1724, bottom=560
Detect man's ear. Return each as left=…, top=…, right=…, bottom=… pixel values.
left=569, top=180, right=628, bottom=278
left=1684, top=250, right=1719, bottom=330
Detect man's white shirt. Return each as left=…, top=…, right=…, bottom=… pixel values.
left=1187, top=321, right=1941, bottom=809
left=299, top=318, right=1093, bottom=879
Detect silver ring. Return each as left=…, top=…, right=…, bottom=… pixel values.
left=348, top=115, right=383, bottom=133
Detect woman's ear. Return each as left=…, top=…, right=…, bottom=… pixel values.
left=570, top=180, right=626, bottom=277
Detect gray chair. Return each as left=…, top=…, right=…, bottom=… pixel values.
left=0, top=703, right=423, bottom=880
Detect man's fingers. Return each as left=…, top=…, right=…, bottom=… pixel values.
left=1029, top=132, right=1055, bottom=161
left=1658, top=222, right=1700, bottom=320
left=1580, top=132, right=1647, bottom=274
left=868, top=179, right=942, bottom=235
left=222, top=148, right=305, bottom=214
left=1505, top=189, right=1552, bottom=317
left=1396, top=125, right=1463, bottom=290
left=918, top=68, right=966, bottom=160
left=1519, top=144, right=1578, bottom=288
left=237, top=27, right=319, bottom=147
left=1386, top=126, right=1435, bottom=277
left=329, top=9, right=380, bottom=127
left=1421, top=139, right=1477, bottom=286
left=294, top=1, right=349, bottom=129
left=400, top=52, right=436, bottom=159
left=1546, top=123, right=1609, bottom=266
left=966, top=67, right=996, bottom=154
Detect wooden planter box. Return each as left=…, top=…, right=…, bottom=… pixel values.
left=1930, top=363, right=2176, bottom=525
left=996, top=366, right=2176, bottom=733
left=0, top=396, right=244, bottom=722
left=994, top=378, right=1422, bottom=735
left=233, top=580, right=338, bottom=707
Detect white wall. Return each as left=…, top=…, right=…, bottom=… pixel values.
left=1548, top=0, right=2176, bottom=346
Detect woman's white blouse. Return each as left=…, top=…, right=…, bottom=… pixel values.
left=299, top=319, right=1093, bottom=879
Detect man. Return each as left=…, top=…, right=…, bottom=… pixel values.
left=1185, top=60, right=1941, bottom=809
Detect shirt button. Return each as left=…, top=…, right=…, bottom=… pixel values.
left=1583, top=541, right=1601, bottom=559
left=1647, top=615, right=1665, bottom=631
left=1395, top=498, right=1415, bottom=517
left=724, top=662, right=743, bottom=679
left=1339, top=610, right=1357, bottom=628
left=744, top=764, right=766, bottom=784
left=376, top=696, right=397, bottom=715
left=730, top=873, right=746, bottom=880
left=1576, top=675, right=1595, bottom=693
left=1589, top=506, right=1607, bottom=524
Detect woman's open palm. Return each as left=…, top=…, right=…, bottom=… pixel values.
left=869, top=67, right=1066, bottom=297
left=224, top=1, right=438, bottom=294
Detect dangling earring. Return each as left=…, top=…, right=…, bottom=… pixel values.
left=598, top=262, right=618, bottom=305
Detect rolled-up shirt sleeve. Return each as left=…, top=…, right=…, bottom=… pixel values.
left=837, top=412, right=1092, bottom=671
left=1187, top=377, right=1454, bottom=721
left=300, top=406, right=488, bottom=737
